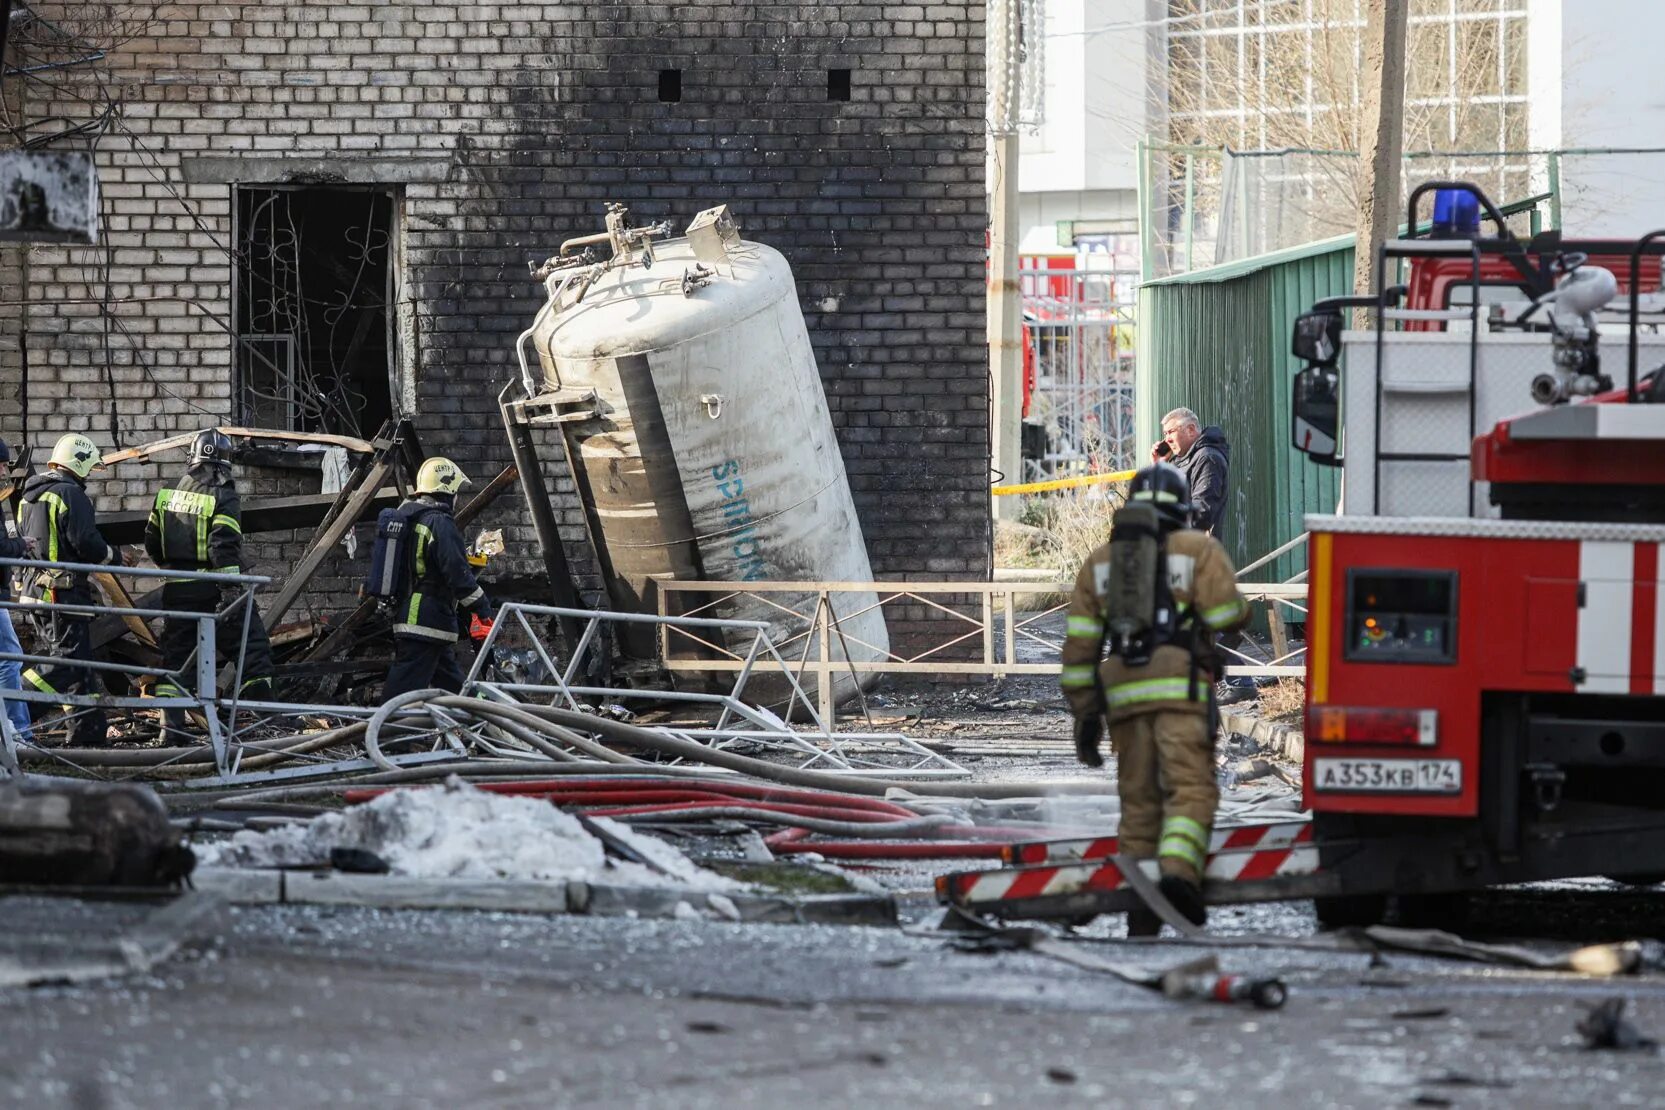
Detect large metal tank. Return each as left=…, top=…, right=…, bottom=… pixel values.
left=528, top=205, right=888, bottom=697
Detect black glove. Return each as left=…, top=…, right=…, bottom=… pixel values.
left=1073, top=714, right=1105, bottom=768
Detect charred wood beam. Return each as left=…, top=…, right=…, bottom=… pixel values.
left=97, top=488, right=402, bottom=547
left=262, top=456, right=394, bottom=629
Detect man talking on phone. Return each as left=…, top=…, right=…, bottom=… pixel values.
left=1151, top=408, right=1229, bottom=539
left=1151, top=408, right=1253, bottom=703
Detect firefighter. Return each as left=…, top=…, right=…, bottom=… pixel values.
left=144, top=429, right=275, bottom=739
left=19, top=432, right=125, bottom=747
left=1060, top=462, right=1249, bottom=935
left=383, top=457, right=494, bottom=700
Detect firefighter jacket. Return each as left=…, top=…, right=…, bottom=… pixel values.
left=144, top=464, right=245, bottom=576
left=1060, top=528, right=1249, bottom=724
left=393, top=495, right=492, bottom=642
left=19, top=469, right=116, bottom=608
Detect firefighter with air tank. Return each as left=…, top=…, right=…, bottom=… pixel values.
left=380, top=457, right=495, bottom=700
left=144, top=429, right=275, bottom=739
left=1060, top=462, right=1249, bottom=934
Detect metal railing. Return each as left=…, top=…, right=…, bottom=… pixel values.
left=0, top=557, right=269, bottom=776
left=660, top=565, right=1311, bottom=721
left=466, top=602, right=964, bottom=777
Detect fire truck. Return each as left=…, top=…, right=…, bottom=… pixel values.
left=937, top=183, right=1665, bottom=928
left=1292, top=182, right=1665, bottom=924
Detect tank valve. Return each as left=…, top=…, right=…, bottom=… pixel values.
left=681, top=265, right=716, bottom=297
left=699, top=394, right=724, bottom=419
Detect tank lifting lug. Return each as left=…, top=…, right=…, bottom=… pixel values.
left=1526, top=762, right=1566, bottom=812
left=699, top=394, right=724, bottom=420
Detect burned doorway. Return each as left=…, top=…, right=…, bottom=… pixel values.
left=234, top=187, right=397, bottom=437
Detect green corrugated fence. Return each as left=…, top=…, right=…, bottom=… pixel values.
left=1135, top=235, right=1352, bottom=583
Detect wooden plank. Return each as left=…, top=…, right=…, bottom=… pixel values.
left=1267, top=603, right=1290, bottom=665
left=98, top=487, right=403, bottom=546
left=260, top=458, right=392, bottom=629
left=268, top=621, right=318, bottom=648
left=92, top=571, right=159, bottom=650
left=457, top=464, right=519, bottom=528
left=102, top=427, right=375, bottom=467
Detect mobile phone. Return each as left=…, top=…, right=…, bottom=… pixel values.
left=1154, top=441, right=1172, bottom=458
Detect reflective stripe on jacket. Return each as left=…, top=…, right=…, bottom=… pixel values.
left=1060, top=528, right=1248, bottom=724
left=144, top=465, right=244, bottom=576
left=392, top=496, right=491, bottom=642
left=19, top=470, right=112, bottom=606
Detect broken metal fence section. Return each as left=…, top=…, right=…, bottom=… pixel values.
left=467, top=602, right=964, bottom=777
left=0, top=558, right=268, bottom=777
left=659, top=573, right=1310, bottom=722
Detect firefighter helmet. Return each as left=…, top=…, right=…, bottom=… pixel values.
left=188, top=428, right=235, bottom=469
left=1128, top=462, right=1192, bottom=529
left=415, top=457, right=470, bottom=496
left=48, top=433, right=104, bottom=480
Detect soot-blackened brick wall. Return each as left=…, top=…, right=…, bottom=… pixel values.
left=4, top=3, right=989, bottom=625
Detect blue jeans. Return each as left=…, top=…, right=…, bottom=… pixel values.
left=0, top=608, right=35, bottom=742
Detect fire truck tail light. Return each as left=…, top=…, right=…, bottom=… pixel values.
left=1307, top=706, right=1438, bottom=747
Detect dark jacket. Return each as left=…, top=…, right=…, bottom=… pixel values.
left=393, top=494, right=492, bottom=642
left=144, top=464, right=245, bottom=575
left=19, top=469, right=115, bottom=606
left=1174, top=425, right=1230, bottom=538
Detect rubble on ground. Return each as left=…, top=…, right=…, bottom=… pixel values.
left=196, top=778, right=741, bottom=891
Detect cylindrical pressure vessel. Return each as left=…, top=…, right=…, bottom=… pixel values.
left=531, top=222, right=888, bottom=701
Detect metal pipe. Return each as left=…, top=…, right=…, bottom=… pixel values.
left=558, top=231, right=611, bottom=256
left=515, top=270, right=577, bottom=395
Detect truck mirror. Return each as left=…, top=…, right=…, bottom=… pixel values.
left=1292, top=309, right=1342, bottom=366
left=1292, top=365, right=1341, bottom=466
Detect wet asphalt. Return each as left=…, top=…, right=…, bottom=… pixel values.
left=4, top=892, right=1665, bottom=1109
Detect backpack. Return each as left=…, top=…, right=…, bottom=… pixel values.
left=1103, top=501, right=1180, bottom=667
left=363, top=506, right=417, bottom=600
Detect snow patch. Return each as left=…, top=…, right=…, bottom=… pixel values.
left=196, top=779, right=740, bottom=891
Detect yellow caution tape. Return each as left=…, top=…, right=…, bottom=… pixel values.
left=991, top=469, right=1139, bottom=496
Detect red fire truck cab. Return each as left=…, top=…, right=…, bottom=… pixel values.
left=1291, top=183, right=1665, bottom=924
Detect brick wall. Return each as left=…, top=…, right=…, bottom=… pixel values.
left=3, top=2, right=990, bottom=628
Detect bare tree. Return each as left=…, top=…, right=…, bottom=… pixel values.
left=1161, top=0, right=1530, bottom=241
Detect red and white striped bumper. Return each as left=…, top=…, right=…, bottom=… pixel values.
left=940, top=821, right=1319, bottom=908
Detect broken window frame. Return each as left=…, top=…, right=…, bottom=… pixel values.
left=230, top=183, right=406, bottom=438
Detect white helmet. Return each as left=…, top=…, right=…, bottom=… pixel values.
left=49, top=433, right=104, bottom=480
left=415, top=456, right=470, bottom=496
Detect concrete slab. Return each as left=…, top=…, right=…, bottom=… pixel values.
left=284, top=872, right=571, bottom=914
left=192, top=867, right=284, bottom=905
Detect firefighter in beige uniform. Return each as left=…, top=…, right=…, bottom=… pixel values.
left=1060, top=462, right=1248, bottom=934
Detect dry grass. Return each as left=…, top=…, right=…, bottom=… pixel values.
left=1256, top=678, right=1307, bottom=725
left=995, top=487, right=1127, bottom=577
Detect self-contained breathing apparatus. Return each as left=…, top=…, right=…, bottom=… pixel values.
left=1104, top=464, right=1216, bottom=703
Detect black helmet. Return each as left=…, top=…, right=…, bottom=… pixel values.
left=1129, top=462, right=1192, bottom=529
left=189, top=428, right=235, bottom=469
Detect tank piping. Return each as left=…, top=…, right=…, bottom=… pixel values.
left=516, top=270, right=578, bottom=395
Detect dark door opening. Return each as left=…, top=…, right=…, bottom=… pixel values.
left=234, top=187, right=395, bottom=437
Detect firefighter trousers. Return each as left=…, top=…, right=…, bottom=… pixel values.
left=22, top=613, right=107, bottom=747
left=1113, top=709, right=1218, bottom=886
left=383, top=635, right=466, bottom=702
left=155, top=581, right=275, bottom=697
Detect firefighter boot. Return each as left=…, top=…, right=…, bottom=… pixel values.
left=1158, top=874, right=1208, bottom=928
left=1125, top=905, right=1162, bottom=938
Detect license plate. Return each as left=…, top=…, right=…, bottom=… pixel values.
left=1312, top=757, right=1462, bottom=794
